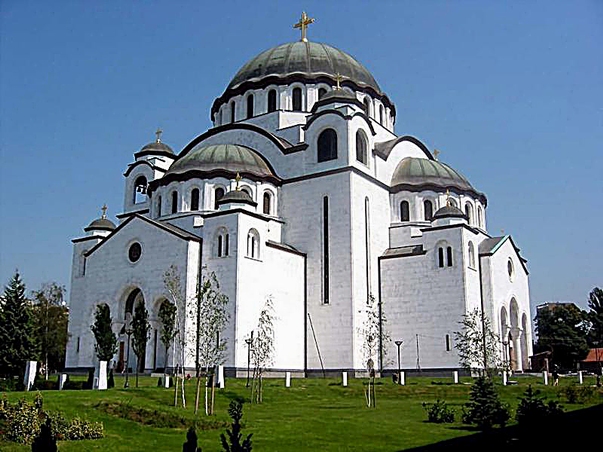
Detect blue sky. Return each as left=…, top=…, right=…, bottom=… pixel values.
left=1, top=1, right=601, bottom=316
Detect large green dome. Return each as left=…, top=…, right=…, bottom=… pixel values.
left=391, top=157, right=475, bottom=192
left=227, top=41, right=381, bottom=92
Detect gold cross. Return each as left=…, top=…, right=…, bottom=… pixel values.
left=334, top=73, right=343, bottom=90
left=445, top=189, right=451, bottom=207
left=433, top=149, right=440, bottom=160
left=155, top=128, right=163, bottom=143
left=101, top=204, right=108, bottom=219
left=235, top=172, right=242, bottom=190
left=293, top=11, right=315, bottom=42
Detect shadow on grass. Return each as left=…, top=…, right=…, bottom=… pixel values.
left=401, top=403, right=603, bottom=452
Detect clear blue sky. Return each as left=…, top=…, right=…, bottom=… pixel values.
left=1, top=1, right=601, bottom=317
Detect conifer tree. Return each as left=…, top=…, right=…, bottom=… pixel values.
left=462, top=376, right=510, bottom=430
left=220, top=399, right=252, bottom=452
left=0, top=271, right=38, bottom=378
left=91, top=304, right=117, bottom=362
left=131, top=300, right=150, bottom=388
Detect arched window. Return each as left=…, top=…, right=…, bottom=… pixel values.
left=133, top=176, right=147, bottom=204
left=379, top=105, right=384, bottom=124
left=356, top=130, right=368, bottom=165
left=247, top=229, right=260, bottom=259
left=230, top=101, right=236, bottom=123
left=241, top=186, right=251, bottom=196
left=424, top=200, right=433, bottom=221
left=468, top=242, right=475, bottom=268
left=246, top=94, right=254, bottom=119
left=157, top=195, right=162, bottom=217
left=171, top=191, right=178, bottom=214
left=214, top=187, right=225, bottom=210
left=438, top=247, right=444, bottom=268
left=477, top=206, right=484, bottom=228
left=217, top=235, right=223, bottom=257
left=263, top=192, right=272, bottom=215
left=448, top=198, right=458, bottom=208
left=447, top=246, right=453, bottom=267
left=267, top=89, right=277, bottom=112
left=191, top=188, right=200, bottom=211
left=318, top=88, right=327, bottom=99
left=292, top=87, right=302, bottom=111
left=215, top=229, right=229, bottom=257
left=465, top=202, right=473, bottom=224
left=400, top=201, right=410, bottom=222
left=317, top=128, right=337, bottom=162
left=363, top=98, right=371, bottom=116
left=225, top=234, right=229, bottom=256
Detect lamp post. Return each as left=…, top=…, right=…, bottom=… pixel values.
left=245, top=333, right=253, bottom=388
left=394, top=340, right=403, bottom=385
left=124, top=313, right=133, bottom=389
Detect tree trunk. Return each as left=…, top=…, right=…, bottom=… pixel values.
left=194, top=375, right=202, bottom=415
left=211, top=380, right=216, bottom=415
left=174, top=369, right=179, bottom=407
left=135, top=356, right=139, bottom=388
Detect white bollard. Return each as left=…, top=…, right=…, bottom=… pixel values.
left=453, top=371, right=459, bottom=384
left=24, top=361, right=37, bottom=391
left=59, top=373, right=68, bottom=390
left=96, top=361, right=107, bottom=390
left=342, top=371, right=348, bottom=387
left=400, top=371, right=406, bottom=386
left=218, top=365, right=225, bottom=389
left=543, top=370, right=548, bottom=386
left=502, top=371, right=508, bottom=386
left=164, top=374, right=170, bottom=388
left=285, top=371, right=291, bottom=388
left=578, top=371, right=583, bottom=385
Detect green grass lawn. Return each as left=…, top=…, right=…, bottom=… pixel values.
left=1, top=374, right=601, bottom=451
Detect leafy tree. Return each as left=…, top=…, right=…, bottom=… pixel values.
left=462, top=376, right=510, bottom=430
left=250, top=297, right=274, bottom=404
left=90, top=304, right=117, bottom=363
left=131, top=300, right=150, bottom=388
left=535, top=303, right=589, bottom=370
left=0, top=271, right=39, bottom=378
left=587, top=287, right=603, bottom=345
left=454, top=308, right=504, bottom=377
left=220, top=399, right=252, bottom=452
left=158, top=299, right=177, bottom=376
left=32, top=282, right=69, bottom=378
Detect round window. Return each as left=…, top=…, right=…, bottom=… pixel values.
left=128, top=242, right=142, bottom=263
left=507, top=258, right=514, bottom=281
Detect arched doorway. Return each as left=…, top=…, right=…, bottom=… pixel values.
left=118, top=288, right=145, bottom=373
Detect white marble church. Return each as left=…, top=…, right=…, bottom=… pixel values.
left=65, top=13, right=533, bottom=376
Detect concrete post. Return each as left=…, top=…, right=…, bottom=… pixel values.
left=285, top=371, right=291, bottom=387
left=453, top=371, right=459, bottom=384
left=502, top=371, right=508, bottom=386
left=543, top=370, right=548, bottom=386
left=24, top=361, right=37, bottom=391
left=578, top=370, right=583, bottom=385
left=164, top=374, right=170, bottom=388
left=342, top=371, right=348, bottom=387
left=217, top=365, right=225, bottom=389
left=59, top=373, right=68, bottom=390
left=400, top=371, right=406, bottom=386
left=95, top=361, right=107, bottom=390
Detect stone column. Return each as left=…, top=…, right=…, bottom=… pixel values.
left=23, top=361, right=37, bottom=391
left=511, top=327, right=523, bottom=372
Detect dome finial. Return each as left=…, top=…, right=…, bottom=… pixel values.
left=433, top=149, right=440, bottom=160
left=445, top=189, right=452, bottom=207
left=155, top=128, right=163, bottom=143
left=101, top=204, right=108, bottom=219
left=235, top=172, right=242, bottom=191
left=293, top=11, right=315, bottom=42
left=334, top=73, right=344, bottom=90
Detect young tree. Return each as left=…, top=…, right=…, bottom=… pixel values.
left=32, top=282, right=69, bottom=379
left=462, top=376, right=510, bottom=431
left=0, top=271, right=39, bottom=378
left=454, top=308, right=503, bottom=377
left=90, top=304, right=117, bottom=375
left=359, top=294, right=391, bottom=407
left=158, top=299, right=177, bottom=381
left=220, top=399, right=253, bottom=452
left=193, top=270, right=229, bottom=415
left=250, top=296, right=275, bottom=404
left=131, top=300, right=150, bottom=388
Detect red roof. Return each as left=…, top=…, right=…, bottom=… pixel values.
left=582, top=348, right=603, bottom=363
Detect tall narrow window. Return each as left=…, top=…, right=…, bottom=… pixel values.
left=217, top=235, right=223, bottom=257
left=379, top=105, right=384, bottom=124
left=465, top=202, right=473, bottom=224
left=445, top=334, right=451, bottom=351
left=318, top=87, right=327, bottom=99
left=400, top=201, right=410, bottom=222
left=191, top=188, right=199, bottom=211
left=424, top=200, right=433, bottom=221
left=157, top=196, right=162, bottom=217
left=247, top=229, right=260, bottom=259
left=214, top=187, right=224, bottom=210
left=246, top=94, right=254, bottom=119
left=292, top=87, right=302, bottom=111
left=171, top=191, right=178, bottom=214
left=267, top=89, right=277, bottom=112
left=468, top=242, right=475, bottom=268
left=446, top=246, right=453, bottom=267
left=478, top=206, right=483, bottom=228
left=133, top=176, right=148, bottom=204
left=364, top=197, right=371, bottom=303
left=363, top=98, right=371, bottom=115
left=317, top=129, right=337, bottom=162
left=224, top=234, right=229, bottom=256
left=76, top=337, right=80, bottom=353
left=356, top=130, right=368, bottom=164
left=263, top=192, right=271, bottom=215
left=323, top=196, right=330, bottom=304
left=230, top=101, right=236, bottom=123
left=438, top=247, right=444, bottom=268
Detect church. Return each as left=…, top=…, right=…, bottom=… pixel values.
left=65, top=13, right=533, bottom=377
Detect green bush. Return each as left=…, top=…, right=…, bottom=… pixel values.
left=220, top=399, right=252, bottom=452
left=561, top=384, right=596, bottom=404
left=516, top=385, right=563, bottom=427
left=422, top=399, right=455, bottom=423
left=462, top=377, right=510, bottom=430
left=0, top=377, right=25, bottom=391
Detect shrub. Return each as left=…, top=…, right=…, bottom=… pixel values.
left=221, top=399, right=252, bottom=452
left=67, top=416, right=104, bottom=440
left=462, top=376, right=510, bottom=430
left=422, top=399, right=455, bottom=423
left=561, top=385, right=596, bottom=404
left=0, top=397, right=42, bottom=443
left=0, top=377, right=25, bottom=391
left=516, top=385, right=564, bottom=427
left=183, top=426, right=202, bottom=452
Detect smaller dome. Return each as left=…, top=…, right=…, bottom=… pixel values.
left=140, top=141, right=174, bottom=154
left=432, top=204, right=467, bottom=220
left=392, top=157, right=474, bottom=191
left=321, top=89, right=357, bottom=102
left=84, top=217, right=116, bottom=232
left=218, top=190, right=257, bottom=207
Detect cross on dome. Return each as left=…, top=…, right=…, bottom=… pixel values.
left=293, top=11, right=315, bottom=42
left=101, top=204, right=108, bottom=219
left=155, top=128, right=163, bottom=143
left=334, top=73, right=344, bottom=90
left=235, top=172, right=242, bottom=190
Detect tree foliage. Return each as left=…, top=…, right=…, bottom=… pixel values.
left=131, top=300, right=150, bottom=387
left=462, top=376, right=510, bottom=430
left=220, top=399, right=253, bottom=452
left=587, top=287, right=603, bottom=345
left=454, top=308, right=503, bottom=377
left=90, top=304, right=117, bottom=362
left=158, top=299, right=177, bottom=370
left=535, top=303, right=589, bottom=370
left=32, top=282, right=69, bottom=376
left=250, top=297, right=275, bottom=404
left=515, top=385, right=563, bottom=428
left=0, top=271, right=39, bottom=377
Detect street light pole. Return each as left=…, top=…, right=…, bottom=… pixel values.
left=394, top=340, right=403, bottom=385
left=124, top=313, right=133, bottom=389
left=245, top=333, right=253, bottom=388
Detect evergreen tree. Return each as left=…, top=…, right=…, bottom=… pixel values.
left=131, top=300, right=150, bottom=388
left=516, top=385, right=563, bottom=428
left=0, top=271, right=39, bottom=378
left=462, top=376, right=510, bottom=431
left=90, top=304, right=117, bottom=363
left=220, top=399, right=252, bottom=452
